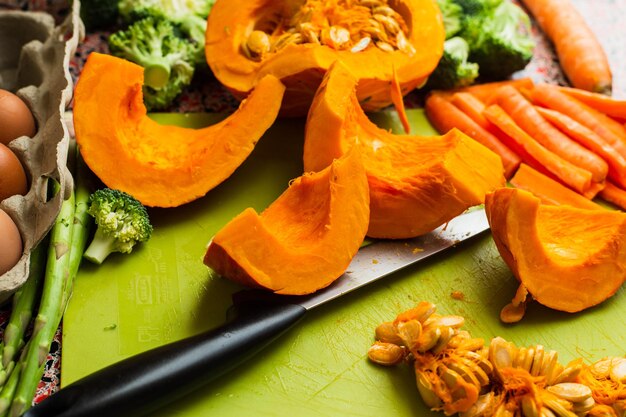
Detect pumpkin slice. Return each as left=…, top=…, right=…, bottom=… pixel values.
left=73, top=52, right=285, bottom=208
left=486, top=187, right=626, bottom=313
left=204, top=148, right=369, bottom=295
left=205, top=0, right=445, bottom=116
left=304, top=62, right=505, bottom=239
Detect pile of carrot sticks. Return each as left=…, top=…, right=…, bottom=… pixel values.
left=425, top=79, right=626, bottom=210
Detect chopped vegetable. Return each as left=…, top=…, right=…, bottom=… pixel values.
left=108, top=16, right=196, bottom=110
left=424, top=93, right=521, bottom=179
left=510, top=163, right=601, bottom=210
left=483, top=104, right=593, bottom=194
left=493, top=85, right=608, bottom=183
left=83, top=188, right=153, bottom=265
left=426, top=37, right=479, bottom=90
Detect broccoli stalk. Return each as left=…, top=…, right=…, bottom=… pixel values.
left=426, top=37, right=479, bottom=90
left=118, top=0, right=215, bottom=65
left=462, top=0, right=535, bottom=80
left=108, top=17, right=196, bottom=110
left=83, top=189, right=153, bottom=265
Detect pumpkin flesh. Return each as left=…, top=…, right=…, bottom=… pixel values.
left=205, top=0, right=445, bottom=116
left=204, top=148, right=370, bottom=295
left=304, top=63, right=505, bottom=239
left=486, top=188, right=626, bottom=313
left=73, top=53, right=285, bottom=208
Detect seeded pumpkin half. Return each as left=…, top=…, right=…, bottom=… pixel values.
left=205, top=0, right=445, bottom=116
left=204, top=148, right=370, bottom=295
left=486, top=187, right=626, bottom=313
left=73, top=52, right=285, bottom=208
left=304, top=62, right=505, bottom=239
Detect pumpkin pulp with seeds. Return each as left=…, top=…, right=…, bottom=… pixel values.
left=206, top=0, right=445, bottom=115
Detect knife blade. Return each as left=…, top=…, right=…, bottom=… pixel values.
left=24, top=208, right=490, bottom=417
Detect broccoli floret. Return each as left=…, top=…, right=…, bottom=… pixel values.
left=83, top=188, right=153, bottom=265
left=462, top=1, right=535, bottom=80
left=118, top=0, right=215, bottom=65
left=80, top=0, right=120, bottom=30
left=426, top=37, right=479, bottom=90
left=108, top=17, right=195, bottom=110
left=436, top=0, right=464, bottom=39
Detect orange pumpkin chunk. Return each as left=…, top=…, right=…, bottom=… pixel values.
left=73, top=52, right=285, bottom=208
left=204, top=149, right=370, bottom=295
left=486, top=187, right=626, bottom=313
left=304, top=62, right=505, bottom=239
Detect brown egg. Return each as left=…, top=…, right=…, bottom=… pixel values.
left=0, top=143, right=28, bottom=201
left=0, top=208, right=22, bottom=275
left=0, top=89, right=36, bottom=145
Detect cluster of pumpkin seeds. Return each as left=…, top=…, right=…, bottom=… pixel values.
left=242, top=0, right=416, bottom=61
left=368, top=302, right=626, bottom=417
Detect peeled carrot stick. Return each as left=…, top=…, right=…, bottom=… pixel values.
left=450, top=92, right=491, bottom=130
left=511, top=163, right=601, bottom=210
left=456, top=78, right=535, bottom=104
left=521, top=0, right=612, bottom=94
left=536, top=106, right=626, bottom=188
left=599, top=182, right=626, bottom=211
left=531, top=84, right=626, bottom=154
left=494, top=85, right=608, bottom=182
left=483, top=104, right=592, bottom=194
left=557, top=86, right=626, bottom=119
left=424, top=94, right=520, bottom=178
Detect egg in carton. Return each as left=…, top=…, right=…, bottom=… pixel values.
left=0, top=2, right=84, bottom=304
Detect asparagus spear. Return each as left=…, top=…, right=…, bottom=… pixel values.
left=0, top=362, right=22, bottom=417
left=9, top=148, right=94, bottom=416
left=0, top=242, right=47, bottom=373
left=8, top=185, right=75, bottom=417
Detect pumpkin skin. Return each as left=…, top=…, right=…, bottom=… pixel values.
left=73, top=53, right=285, bottom=208
left=304, top=62, right=505, bottom=239
left=204, top=149, right=370, bottom=295
left=205, top=0, right=445, bottom=116
left=485, top=187, right=626, bottom=313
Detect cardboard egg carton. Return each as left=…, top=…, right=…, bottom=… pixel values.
left=0, top=2, right=83, bottom=303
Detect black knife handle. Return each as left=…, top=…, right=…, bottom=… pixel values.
left=25, top=299, right=307, bottom=417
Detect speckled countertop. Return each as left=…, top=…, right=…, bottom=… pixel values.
left=0, top=0, right=625, bottom=405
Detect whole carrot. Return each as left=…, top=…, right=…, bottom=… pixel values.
left=536, top=106, right=626, bottom=188
left=425, top=93, right=520, bottom=178
left=483, top=104, right=592, bottom=194
left=494, top=85, right=608, bottom=183
left=557, top=86, right=626, bottom=119
left=531, top=84, right=626, bottom=155
left=521, top=0, right=612, bottom=94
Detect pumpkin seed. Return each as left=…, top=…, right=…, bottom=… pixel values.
left=609, top=357, right=626, bottom=383
left=374, top=321, right=403, bottom=345
left=547, top=382, right=593, bottom=403
left=367, top=341, right=406, bottom=366
left=243, top=0, right=412, bottom=60
left=397, top=319, right=422, bottom=352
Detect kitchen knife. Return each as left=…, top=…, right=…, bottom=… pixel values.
left=24, top=208, right=490, bottom=417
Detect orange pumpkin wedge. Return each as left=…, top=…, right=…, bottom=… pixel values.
left=205, top=0, right=445, bottom=116
left=73, top=52, right=285, bottom=208
left=304, top=62, right=505, bottom=239
left=486, top=187, right=626, bottom=313
left=204, top=148, right=370, bottom=295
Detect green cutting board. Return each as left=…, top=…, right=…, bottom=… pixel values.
left=62, top=110, right=626, bottom=417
